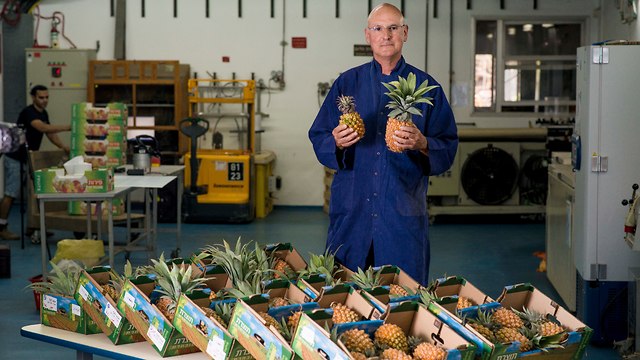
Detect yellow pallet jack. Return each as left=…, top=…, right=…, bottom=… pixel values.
left=181, top=79, right=256, bottom=223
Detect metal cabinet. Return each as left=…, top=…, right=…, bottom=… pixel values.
left=546, top=156, right=576, bottom=311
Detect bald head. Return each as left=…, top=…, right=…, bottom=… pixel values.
left=368, top=3, right=405, bottom=25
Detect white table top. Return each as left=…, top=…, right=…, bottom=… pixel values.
left=35, top=187, right=131, bottom=200
left=21, top=324, right=210, bottom=360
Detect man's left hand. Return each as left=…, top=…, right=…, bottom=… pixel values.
left=393, top=126, right=428, bottom=154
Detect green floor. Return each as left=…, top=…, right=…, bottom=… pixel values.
left=0, top=206, right=623, bottom=359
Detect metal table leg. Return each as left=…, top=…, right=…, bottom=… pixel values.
left=39, top=199, right=47, bottom=280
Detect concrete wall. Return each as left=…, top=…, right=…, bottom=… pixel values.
left=14, top=0, right=637, bottom=206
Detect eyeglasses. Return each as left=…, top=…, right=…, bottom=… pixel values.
left=367, top=24, right=405, bottom=34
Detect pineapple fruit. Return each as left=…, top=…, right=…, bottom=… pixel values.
left=413, top=342, right=446, bottom=360
left=337, top=95, right=365, bottom=138
left=331, top=302, right=361, bottom=324
left=492, top=308, right=524, bottom=329
left=456, top=296, right=475, bottom=310
left=382, top=72, right=438, bottom=152
left=374, top=323, right=409, bottom=353
left=340, top=328, right=375, bottom=355
left=380, top=348, right=412, bottom=360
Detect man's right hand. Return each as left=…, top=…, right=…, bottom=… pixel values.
left=332, top=124, right=360, bottom=149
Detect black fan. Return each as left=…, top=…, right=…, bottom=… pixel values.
left=460, top=145, right=519, bottom=205
left=519, top=154, right=549, bottom=205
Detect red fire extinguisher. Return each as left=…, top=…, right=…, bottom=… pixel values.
left=50, top=22, right=59, bottom=48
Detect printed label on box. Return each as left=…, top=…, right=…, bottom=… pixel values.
left=78, top=285, right=90, bottom=301
left=43, top=295, right=57, bottom=311
left=72, top=304, right=82, bottom=316
left=147, top=324, right=166, bottom=350
left=206, top=337, right=226, bottom=360
left=124, top=291, right=136, bottom=308
left=300, top=326, right=315, bottom=347
left=105, top=302, right=122, bottom=328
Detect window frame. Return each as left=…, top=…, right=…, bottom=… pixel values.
left=472, top=17, right=587, bottom=118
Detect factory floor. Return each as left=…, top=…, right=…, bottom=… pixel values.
left=0, top=205, right=624, bottom=359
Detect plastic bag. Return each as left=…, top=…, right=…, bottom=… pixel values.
left=51, top=239, right=105, bottom=267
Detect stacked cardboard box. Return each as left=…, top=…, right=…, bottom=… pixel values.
left=69, top=102, right=127, bottom=215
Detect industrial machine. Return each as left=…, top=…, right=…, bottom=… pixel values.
left=25, top=48, right=96, bottom=150
left=573, top=44, right=640, bottom=346
left=427, top=128, right=548, bottom=220
left=182, top=79, right=256, bottom=223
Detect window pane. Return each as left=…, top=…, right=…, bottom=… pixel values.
left=503, top=60, right=576, bottom=102
left=505, top=23, right=581, bottom=56
left=474, top=21, right=497, bottom=110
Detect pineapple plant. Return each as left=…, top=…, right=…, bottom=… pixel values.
left=269, top=296, right=290, bottom=308
left=148, top=255, right=207, bottom=322
left=380, top=348, right=413, bottom=360
left=351, top=266, right=413, bottom=299
left=28, top=261, right=84, bottom=297
left=297, top=247, right=343, bottom=286
left=382, top=72, right=438, bottom=152
left=494, top=326, right=530, bottom=351
left=337, top=95, right=365, bottom=138
left=340, top=328, right=376, bottom=355
left=374, top=323, right=409, bottom=353
left=102, top=260, right=143, bottom=302
left=413, top=342, right=446, bottom=360
left=330, top=302, right=361, bottom=324
left=201, top=306, right=228, bottom=328
left=514, top=307, right=567, bottom=337
left=287, top=310, right=303, bottom=330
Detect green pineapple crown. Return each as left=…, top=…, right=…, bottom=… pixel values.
left=298, top=247, right=343, bottom=286
left=149, top=253, right=207, bottom=302
left=337, top=95, right=356, bottom=114
left=382, top=72, right=439, bottom=121
left=27, top=261, right=84, bottom=297
left=351, top=266, right=382, bottom=290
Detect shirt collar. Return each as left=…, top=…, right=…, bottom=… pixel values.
left=371, top=56, right=406, bottom=78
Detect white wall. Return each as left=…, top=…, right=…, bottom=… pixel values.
left=29, top=0, right=635, bottom=206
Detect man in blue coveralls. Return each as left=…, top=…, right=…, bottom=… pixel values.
left=309, top=3, right=458, bottom=285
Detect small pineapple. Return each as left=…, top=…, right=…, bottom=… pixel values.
left=413, top=342, right=446, bottom=360
left=374, top=323, right=409, bottom=353
left=149, top=254, right=207, bottom=322
left=272, top=258, right=294, bottom=279
left=201, top=306, right=227, bottom=328
left=382, top=72, right=438, bottom=152
left=495, top=326, right=530, bottom=351
left=389, top=284, right=410, bottom=297
left=287, top=310, right=303, bottom=330
left=514, top=307, right=566, bottom=337
left=456, top=296, right=474, bottom=310
left=340, top=328, right=375, bottom=355
left=337, top=95, right=365, bottom=138
left=493, top=307, right=524, bottom=329
left=259, top=311, right=282, bottom=332
left=380, top=348, right=413, bottom=360
left=467, top=309, right=496, bottom=341
left=331, top=302, right=361, bottom=324
left=269, top=296, right=290, bottom=308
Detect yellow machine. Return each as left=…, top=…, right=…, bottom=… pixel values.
left=182, top=79, right=256, bottom=222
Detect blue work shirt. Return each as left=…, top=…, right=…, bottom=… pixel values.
left=309, top=57, right=458, bottom=285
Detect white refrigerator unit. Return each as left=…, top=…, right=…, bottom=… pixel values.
left=573, top=44, right=640, bottom=345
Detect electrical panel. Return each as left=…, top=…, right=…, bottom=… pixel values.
left=25, top=48, right=97, bottom=150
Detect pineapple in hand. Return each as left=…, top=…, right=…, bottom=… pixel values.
left=382, top=72, right=438, bottom=153
left=337, top=95, right=365, bottom=139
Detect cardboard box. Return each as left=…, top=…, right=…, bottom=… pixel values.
left=68, top=198, right=124, bottom=216
left=290, top=310, right=383, bottom=360
left=383, top=301, right=477, bottom=360
left=316, top=285, right=377, bottom=322
left=40, top=293, right=101, bottom=335
left=430, top=275, right=498, bottom=318
left=350, top=265, right=422, bottom=319
left=74, top=268, right=145, bottom=345
left=264, top=243, right=308, bottom=276
left=71, top=102, right=128, bottom=124
left=296, top=265, right=356, bottom=300
left=117, top=276, right=200, bottom=357
left=427, top=283, right=594, bottom=360
left=34, top=167, right=114, bottom=194
left=173, top=293, right=253, bottom=360
left=227, top=296, right=295, bottom=360
left=497, top=283, right=593, bottom=359
left=264, top=279, right=319, bottom=321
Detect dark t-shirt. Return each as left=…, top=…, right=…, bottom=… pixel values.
left=6, top=105, right=49, bottom=163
